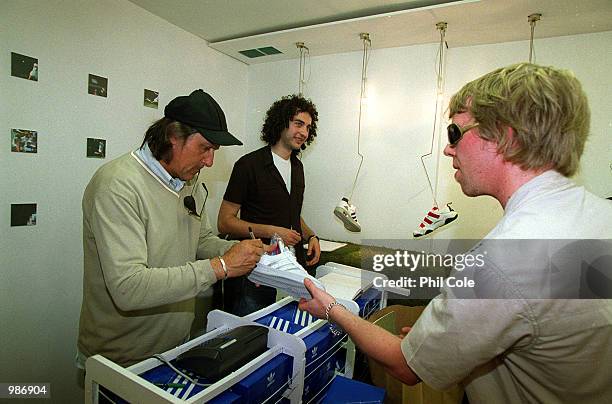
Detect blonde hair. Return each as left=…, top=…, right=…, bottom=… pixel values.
left=448, top=63, right=590, bottom=176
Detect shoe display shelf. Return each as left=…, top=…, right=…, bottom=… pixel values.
left=84, top=311, right=305, bottom=404
left=83, top=263, right=409, bottom=404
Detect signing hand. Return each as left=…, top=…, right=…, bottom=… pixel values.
left=223, top=239, right=269, bottom=277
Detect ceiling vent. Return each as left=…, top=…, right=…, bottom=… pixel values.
left=238, top=46, right=283, bottom=58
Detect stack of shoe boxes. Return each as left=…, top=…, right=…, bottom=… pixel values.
left=230, top=353, right=294, bottom=403
left=302, top=325, right=347, bottom=402
left=248, top=291, right=383, bottom=403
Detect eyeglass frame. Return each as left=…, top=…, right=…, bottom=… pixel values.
left=447, top=122, right=479, bottom=147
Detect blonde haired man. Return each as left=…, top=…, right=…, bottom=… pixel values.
left=300, top=63, right=612, bottom=403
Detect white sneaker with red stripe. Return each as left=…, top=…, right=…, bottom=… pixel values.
left=413, top=203, right=458, bottom=238
left=334, top=197, right=361, bottom=232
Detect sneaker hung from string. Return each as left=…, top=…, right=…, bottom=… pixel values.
left=248, top=238, right=325, bottom=300
left=334, top=197, right=361, bottom=232
left=413, top=203, right=458, bottom=238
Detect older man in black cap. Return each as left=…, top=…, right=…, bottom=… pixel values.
left=77, top=90, right=268, bottom=368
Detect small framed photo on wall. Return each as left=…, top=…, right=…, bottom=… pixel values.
left=144, top=89, right=159, bottom=109
left=88, top=74, right=108, bottom=97
left=11, top=203, right=37, bottom=226
left=11, top=52, right=38, bottom=81
left=11, top=129, right=37, bottom=153
left=87, top=138, right=106, bottom=158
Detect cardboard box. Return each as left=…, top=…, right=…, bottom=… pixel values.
left=368, top=305, right=464, bottom=404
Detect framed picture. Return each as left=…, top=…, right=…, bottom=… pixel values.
left=88, top=74, right=108, bottom=97
left=144, top=89, right=159, bottom=109
left=87, top=138, right=106, bottom=158
left=11, top=203, right=37, bottom=226
left=11, top=52, right=38, bottom=81
left=11, top=129, right=37, bottom=153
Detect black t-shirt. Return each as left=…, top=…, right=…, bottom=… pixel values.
left=223, top=146, right=307, bottom=264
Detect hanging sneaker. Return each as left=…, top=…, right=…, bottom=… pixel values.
left=334, top=197, right=361, bottom=232
left=413, top=203, right=458, bottom=238
left=248, top=239, right=325, bottom=300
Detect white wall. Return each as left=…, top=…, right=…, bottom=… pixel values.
left=0, top=1, right=247, bottom=402
left=247, top=31, right=612, bottom=244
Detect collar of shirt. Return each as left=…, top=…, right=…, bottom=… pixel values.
left=504, top=170, right=564, bottom=215
left=485, top=170, right=569, bottom=239
left=135, top=143, right=185, bottom=192
left=264, top=145, right=300, bottom=166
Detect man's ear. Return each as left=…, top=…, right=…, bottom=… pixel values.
left=506, top=126, right=520, bottom=150
left=495, top=125, right=517, bottom=155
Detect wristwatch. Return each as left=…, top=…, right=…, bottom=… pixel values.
left=307, top=235, right=319, bottom=243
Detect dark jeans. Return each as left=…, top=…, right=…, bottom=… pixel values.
left=223, top=276, right=277, bottom=316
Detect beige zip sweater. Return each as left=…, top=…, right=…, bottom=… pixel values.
left=78, top=151, right=235, bottom=366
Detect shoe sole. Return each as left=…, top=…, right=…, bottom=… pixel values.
left=249, top=255, right=324, bottom=299
left=334, top=207, right=361, bottom=232
left=413, top=215, right=458, bottom=238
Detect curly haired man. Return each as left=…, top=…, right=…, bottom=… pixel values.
left=218, top=95, right=322, bottom=315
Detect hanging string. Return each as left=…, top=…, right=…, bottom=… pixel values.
left=528, top=13, right=541, bottom=63
left=297, top=42, right=309, bottom=95
left=348, top=33, right=371, bottom=200
left=304, top=44, right=312, bottom=88
left=419, top=22, right=447, bottom=209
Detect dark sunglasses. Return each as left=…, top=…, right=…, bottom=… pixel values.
left=184, top=182, right=208, bottom=218
left=447, top=122, right=479, bottom=147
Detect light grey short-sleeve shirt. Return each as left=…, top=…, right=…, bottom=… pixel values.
left=401, top=172, right=612, bottom=403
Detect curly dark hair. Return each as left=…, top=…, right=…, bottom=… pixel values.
left=261, top=95, right=318, bottom=151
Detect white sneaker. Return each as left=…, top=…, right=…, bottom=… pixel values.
left=334, top=197, right=361, bottom=232
left=248, top=240, right=325, bottom=300
left=413, top=203, right=458, bottom=238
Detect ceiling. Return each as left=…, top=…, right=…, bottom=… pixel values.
left=129, top=0, right=612, bottom=64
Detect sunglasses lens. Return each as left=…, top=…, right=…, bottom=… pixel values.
left=448, top=124, right=461, bottom=145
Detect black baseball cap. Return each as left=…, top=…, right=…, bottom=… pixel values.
left=164, top=89, right=242, bottom=146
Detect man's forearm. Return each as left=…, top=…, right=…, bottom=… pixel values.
left=219, top=214, right=275, bottom=239
left=329, top=305, right=420, bottom=385
left=300, top=216, right=315, bottom=240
